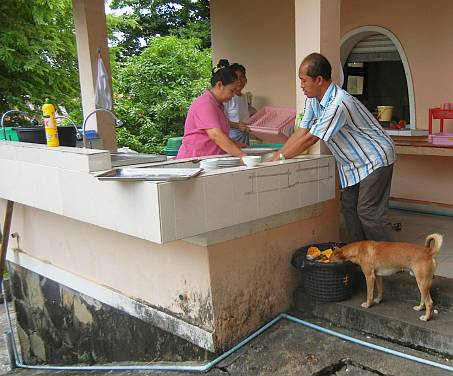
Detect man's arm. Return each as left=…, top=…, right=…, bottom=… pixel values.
left=269, top=128, right=319, bottom=161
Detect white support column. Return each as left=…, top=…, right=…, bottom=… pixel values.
left=72, top=0, right=117, bottom=150
left=294, top=0, right=340, bottom=154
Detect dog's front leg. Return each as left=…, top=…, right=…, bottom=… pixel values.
left=362, top=272, right=375, bottom=308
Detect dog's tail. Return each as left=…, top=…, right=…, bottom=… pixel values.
left=425, top=233, right=443, bottom=256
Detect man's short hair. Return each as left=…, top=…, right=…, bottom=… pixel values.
left=302, top=53, right=332, bottom=80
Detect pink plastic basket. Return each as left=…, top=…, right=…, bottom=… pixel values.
left=431, top=132, right=453, bottom=146
left=248, top=106, right=296, bottom=143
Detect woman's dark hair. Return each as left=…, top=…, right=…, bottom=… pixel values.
left=231, top=63, right=246, bottom=76
left=302, top=53, right=331, bottom=80
left=211, top=59, right=238, bottom=87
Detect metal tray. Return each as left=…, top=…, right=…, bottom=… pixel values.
left=96, top=167, right=203, bottom=181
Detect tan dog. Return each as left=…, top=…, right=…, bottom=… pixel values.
left=330, top=233, right=443, bottom=321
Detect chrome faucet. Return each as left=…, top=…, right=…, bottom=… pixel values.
left=1, top=110, right=32, bottom=141
left=55, top=115, right=82, bottom=140
left=81, top=108, right=123, bottom=149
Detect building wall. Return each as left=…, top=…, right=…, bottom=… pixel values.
left=7, top=203, right=214, bottom=331
left=392, top=155, right=453, bottom=206
left=4, top=197, right=340, bottom=354
left=209, top=199, right=339, bottom=349
left=210, top=0, right=296, bottom=109
left=341, top=0, right=453, bottom=206
left=341, top=0, right=453, bottom=132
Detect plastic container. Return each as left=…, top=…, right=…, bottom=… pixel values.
left=164, top=136, right=183, bottom=156
left=431, top=132, right=453, bottom=146
left=84, top=129, right=98, bottom=140
left=247, top=107, right=296, bottom=144
left=377, top=106, right=394, bottom=122
left=13, top=126, right=77, bottom=146
left=242, top=155, right=261, bottom=167
left=250, top=143, right=284, bottom=149
left=291, top=242, right=356, bottom=302
left=42, top=100, right=59, bottom=147
left=0, top=127, right=20, bottom=141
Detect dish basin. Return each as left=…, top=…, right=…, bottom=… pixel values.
left=110, top=152, right=167, bottom=167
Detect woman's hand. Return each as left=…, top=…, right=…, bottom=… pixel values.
left=206, top=128, right=246, bottom=157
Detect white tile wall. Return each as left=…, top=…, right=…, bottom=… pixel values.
left=0, top=143, right=335, bottom=244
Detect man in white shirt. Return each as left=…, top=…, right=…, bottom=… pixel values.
left=224, top=63, right=251, bottom=145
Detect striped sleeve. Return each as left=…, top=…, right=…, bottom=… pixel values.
left=299, top=99, right=315, bottom=129
left=310, top=101, right=346, bottom=142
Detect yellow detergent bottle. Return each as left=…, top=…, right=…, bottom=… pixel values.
left=42, top=99, right=59, bottom=147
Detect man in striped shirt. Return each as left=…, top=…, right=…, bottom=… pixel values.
left=272, top=53, right=395, bottom=241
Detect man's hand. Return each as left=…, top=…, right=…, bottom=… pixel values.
left=266, top=152, right=280, bottom=162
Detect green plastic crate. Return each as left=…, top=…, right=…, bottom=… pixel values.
left=250, top=143, right=283, bottom=149
left=164, top=137, right=183, bottom=156
left=0, top=127, right=19, bottom=141
left=163, top=147, right=179, bottom=156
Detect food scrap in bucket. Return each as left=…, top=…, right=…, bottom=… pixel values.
left=306, top=246, right=334, bottom=263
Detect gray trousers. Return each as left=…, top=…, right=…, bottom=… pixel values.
left=342, top=164, right=394, bottom=242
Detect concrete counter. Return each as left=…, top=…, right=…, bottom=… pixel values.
left=0, top=141, right=339, bottom=364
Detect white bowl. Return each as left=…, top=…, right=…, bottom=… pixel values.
left=242, top=155, right=261, bottom=167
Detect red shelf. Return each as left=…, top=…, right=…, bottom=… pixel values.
left=429, top=107, right=453, bottom=134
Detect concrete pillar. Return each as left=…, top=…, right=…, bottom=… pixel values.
left=72, top=0, right=117, bottom=150
left=295, top=0, right=340, bottom=154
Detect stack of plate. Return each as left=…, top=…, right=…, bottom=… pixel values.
left=217, top=157, right=242, bottom=168
left=200, top=158, right=219, bottom=170
left=200, top=157, right=242, bottom=170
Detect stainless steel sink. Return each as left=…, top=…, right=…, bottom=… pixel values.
left=110, top=152, right=167, bottom=167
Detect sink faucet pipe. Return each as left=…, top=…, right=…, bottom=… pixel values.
left=0, top=110, right=34, bottom=142
left=55, top=115, right=82, bottom=141
left=81, top=108, right=123, bottom=149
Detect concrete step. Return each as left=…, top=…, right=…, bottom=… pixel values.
left=382, top=272, right=453, bottom=309
left=294, top=273, right=453, bottom=357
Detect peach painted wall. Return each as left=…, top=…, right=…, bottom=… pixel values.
left=5, top=198, right=339, bottom=350
left=7, top=203, right=214, bottom=331
left=341, top=0, right=453, bottom=205
left=208, top=199, right=339, bottom=349
left=392, top=156, right=453, bottom=206
left=341, top=0, right=453, bottom=132
left=210, top=0, right=296, bottom=109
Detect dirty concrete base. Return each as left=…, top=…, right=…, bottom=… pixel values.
left=5, top=313, right=453, bottom=375
left=9, top=263, right=211, bottom=365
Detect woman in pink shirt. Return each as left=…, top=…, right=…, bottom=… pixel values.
left=176, top=60, right=247, bottom=159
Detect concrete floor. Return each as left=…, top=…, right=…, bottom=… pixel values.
left=0, top=209, right=451, bottom=375
left=389, top=209, right=453, bottom=278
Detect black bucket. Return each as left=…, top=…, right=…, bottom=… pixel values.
left=13, top=126, right=77, bottom=147
left=292, top=242, right=356, bottom=302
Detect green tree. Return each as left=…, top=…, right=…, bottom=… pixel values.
left=108, top=0, right=210, bottom=60
left=0, top=0, right=80, bottom=116
left=114, top=36, right=211, bottom=153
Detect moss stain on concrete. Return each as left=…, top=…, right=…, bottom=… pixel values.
left=73, top=296, right=93, bottom=325
left=29, top=332, right=46, bottom=361
left=25, top=273, right=44, bottom=308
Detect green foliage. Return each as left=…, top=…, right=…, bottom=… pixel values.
left=114, top=36, right=211, bottom=153
left=0, top=0, right=81, bottom=116
left=108, top=0, right=210, bottom=60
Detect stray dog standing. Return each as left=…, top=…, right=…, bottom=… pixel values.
left=330, top=234, right=443, bottom=321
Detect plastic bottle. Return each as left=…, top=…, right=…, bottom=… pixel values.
left=42, top=99, right=59, bottom=147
